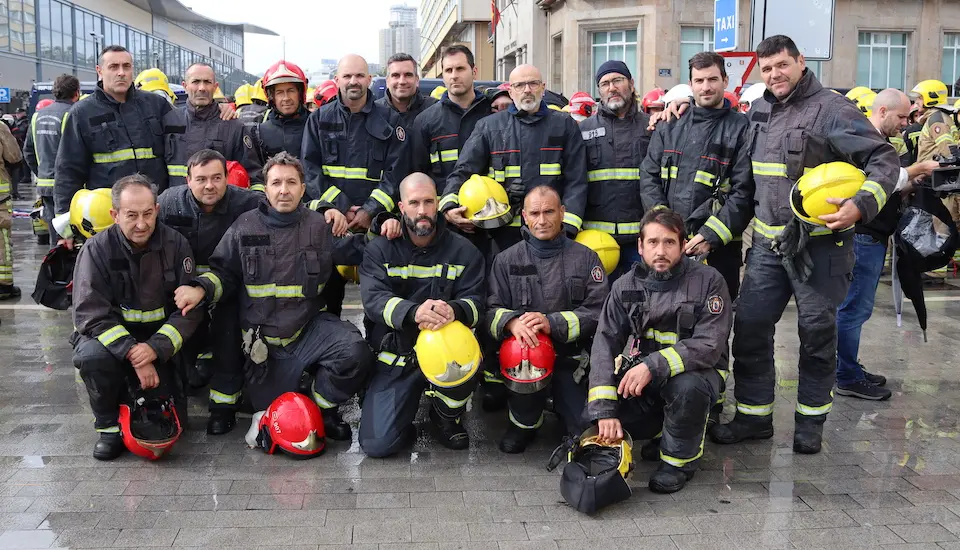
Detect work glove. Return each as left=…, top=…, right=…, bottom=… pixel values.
left=772, top=218, right=814, bottom=283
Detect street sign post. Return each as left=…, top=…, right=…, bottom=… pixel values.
left=719, top=52, right=758, bottom=95
left=0, top=88, right=10, bottom=104
left=751, top=0, right=835, bottom=60
left=714, top=0, right=738, bottom=52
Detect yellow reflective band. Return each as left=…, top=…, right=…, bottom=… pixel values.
left=644, top=328, right=677, bottom=345
left=121, top=306, right=166, bottom=324
left=703, top=215, right=733, bottom=245
left=263, top=326, right=304, bottom=347
left=583, top=221, right=642, bottom=235
left=509, top=216, right=522, bottom=227
left=167, top=165, right=187, bottom=178
left=195, top=264, right=210, bottom=274
left=490, top=168, right=505, bottom=182
left=250, top=183, right=265, bottom=193
left=370, top=189, right=395, bottom=211
left=425, top=390, right=472, bottom=410
left=490, top=307, right=513, bottom=337
left=384, top=263, right=465, bottom=280
left=717, top=368, right=729, bottom=381
left=429, top=152, right=439, bottom=164
left=439, top=194, right=459, bottom=210
left=96, top=426, right=120, bottom=434
left=562, top=212, right=583, bottom=230
left=384, top=297, right=404, bottom=329
left=97, top=325, right=131, bottom=347
left=659, top=166, right=679, bottom=179
left=307, top=200, right=323, bottom=211
left=460, top=298, right=479, bottom=326
left=197, top=352, right=213, bottom=360
left=377, top=350, right=407, bottom=366
left=508, top=409, right=543, bottom=429
left=796, top=393, right=833, bottom=416
left=860, top=180, right=887, bottom=210
left=752, top=218, right=853, bottom=240
left=560, top=311, right=580, bottom=342
left=92, top=148, right=156, bottom=164
left=157, top=324, right=184, bottom=354
left=540, top=163, right=561, bottom=176
left=30, top=113, right=40, bottom=165
left=36, top=178, right=55, bottom=187
left=737, top=402, right=774, bottom=416
left=209, top=389, right=241, bottom=405
left=484, top=370, right=504, bottom=383
left=311, top=389, right=336, bottom=409
left=694, top=170, right=715, bottom=187
left=587, top=386, right=618, bottom=402
left=935, top=133, right=955, bottom=146
left=320, top=186, right=342, bottom=203
left=660, top=411, right=708, bottom=467
left=431, top=149, right=458, bottom=164
left=587, top=168, right=640, bottom=181
left=245, top=283, right=324, bottom=298
left=752, top=161, right=788, bottom=177
left=504, top=166, right=521, bottom=178
left=659, top=347, right=684, bottom=377
left=199, top=272, right=223, bottom=303
left=321, top=165, right=381, bottom=182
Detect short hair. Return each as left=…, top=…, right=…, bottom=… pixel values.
left=262, top=151, right=304, bottom=183
left=757, top=34, right=801, bottom=60
left=639, top=208, right=686, bottom=241
left=441, top=44, right=475, bottom=69
left=184, top=62, right=216, bottom=80
left=523, top=185, right=561, bottom=208
left=186, top=149, right=226, bottom=179
left=52, top=74, right=80, bottom=100
left=111, top=174, right=157, bottom=210
left=98, top=45, right=130, bottom=66
left=386, top=53, right=418, bottom=73
left=688, top=51, right=727, bottom=80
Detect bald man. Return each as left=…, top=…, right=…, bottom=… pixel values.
left=835, top=88, right=939, bottom=401
left=358, top=172, right=486, bottom=457
left=302, top=53, right=412, bottom=316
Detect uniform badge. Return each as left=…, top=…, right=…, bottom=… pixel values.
left=707, top=294, right=723, bottom=314
left=243, top=134, right=253, bottom=149
left=591, top=266, right=604, bottom=282
left=934, top=125, right=943, bottom=134
left=183, top=257, right=194, bottom=275
left=396, top=126, right=406, bottom=141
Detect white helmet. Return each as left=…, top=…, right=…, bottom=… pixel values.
left=738, top=83, right=766, bottom=108
left=661, top=84, right=693, bottom=105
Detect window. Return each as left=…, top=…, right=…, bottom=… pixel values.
left=857, top=31, right=907, bottom=90
left=0, top=0, right=10, bottom=51
left=591, top=29, right=637, bottom=95
left=104, top=19, right=124, bottom=48
left=679, top=26, right=713, bottom=76
left=74, top=10, right=101, bottom=66
left=942, top=33, right=960, bottom=94
left=129, top=29, right=147, bottom=69
left=552, top=34, right=562, bottom=92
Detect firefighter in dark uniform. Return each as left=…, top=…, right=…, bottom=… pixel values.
left=23, top=74, right=79, bottom=241
left=709, top=36, right=899, bottom=454
left=640, top=52, right=754, bottom=299
left=55, top=46, right=172, bottom=230
left=587, top=208, right=732, bottom=494
left=252, top=60, right=313, bottom=193
left=375, top=53, right=437, bottom=129
left=578, top=60, right=653, bottom=279
left=163, top=63, right=261, bottom=189
left=487, top=186, right=609, bottom=453
left=237, top=79, right=270, bottom=131
left=358, top=173, right=485, bottom=457
left=72, top=175, right=204, bottom=460
left=158, top=149, right=261, bottom=435
left=175, top=152, right=374, bottom=440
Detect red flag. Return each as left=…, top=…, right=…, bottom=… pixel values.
left=491, top=0, right=501, bottom=31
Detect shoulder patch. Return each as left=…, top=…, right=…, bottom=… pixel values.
left=396, top=125, right=406, bottom=142
left=934, top=124, right=943, bottom=134
left=581, top=127, right=606, bottom=140
left=707, top=294, right=724, bottom=315
left=243, top=134, right=253, bottom=149
left=591, top=265, right=604, bottom=283
left=183, top=257, right=194, bottom=274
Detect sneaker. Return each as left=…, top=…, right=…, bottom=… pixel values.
left=862, top=370, right=887, bottom=387
left=428, top=406, right=469, bottom=450
left=836, top=380, right=891, bottom=401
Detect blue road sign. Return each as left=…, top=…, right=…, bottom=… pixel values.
left=0, top=88, right=10, bottom=104
left=714, top=0, right=737, bottom=52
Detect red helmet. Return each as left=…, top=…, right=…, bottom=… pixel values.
left=36, top=99, right=55, bottom=110
left=641, top=88, right=666, bottom=113
left=723, top=91, right=739, bottom=110
left=225, top=161, right=249, bottom=189
left=263, top=60, right=309, bottom=104
left=497, top=82, right=511, bottom=92
left=500, top=333, right=556, bottom=394
left=314, top=80, right=338, bottom=107
left=567, top=91, right=596, bottom=117
left=118, top=395, right=182, bottom=461
left=252, top=392, right=326, bottom=459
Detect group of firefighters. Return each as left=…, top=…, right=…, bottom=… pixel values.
left=6, top=29, right=954, bottom=505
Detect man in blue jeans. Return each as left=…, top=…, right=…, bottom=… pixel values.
left=836, top=88, right=939, bottom=400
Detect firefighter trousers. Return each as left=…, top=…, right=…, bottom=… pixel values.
left=190, top=298, right=245, bottom=411
left=706, top=240, right=742, bottom=300
left=507, top=357, right=587, bottom=436
left=0, top=200, right=12, bottom=285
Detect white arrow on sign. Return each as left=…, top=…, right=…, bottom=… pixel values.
left=721, top=37, right=729, bottom=43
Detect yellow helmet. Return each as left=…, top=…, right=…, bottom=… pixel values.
left=459, top=174, right=513, bottom=229
left=574, top=229, right=621, bottom=275
left=911, top=80, right=949, bottom=107
left=336, top=265, right=359, bottom=283
left=306, top=87, right=316, bottom=105
left=251, top=79, right=268, bottom=103
left=790, top=162, right=865, bottom=226
left=213, top=85, right=225, bottom=101
left=547, top=104, right=563, bottom=111
left=234, top=84, right=252, bottom=107
left=844, top=86, right=872, bottom=101
left=577, top=425, right=634, bottom=479
left=955, top=99, right=960, bottom=111
left=415, top=321, right=481, bottom=388
left=135, top=68, right=174, bottom=101
left=431, top=85, right=447, bottom=100
left=69, top=189, right=114, bottom=239
left=855, top=91, right=877, bottom=118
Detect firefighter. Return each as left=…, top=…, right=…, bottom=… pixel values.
left=54, top=45, right=172, bottom=244
left=579, top=60, right=654, bottom=279
left=251, top=60, right=312, bottom=191
left=72, top=174, right=204, bottom=460
left=910, top=79, right=960, bottom=229
left=358, top=172, right=485, bottom=456
left=163, top=63, right=261, bottom=188
left=588, top=208, right=732, bottom=493
left=709, top=35, right=899, bottom=454
left=157, top=149, right=261, bottom=434
left=23, top=73, right=80, bottom=242
left=0, top=111, right=20, bottom=300
left=487, top=186, right=608, bottom=453
left=375, top=52, right=437, bottom=128
left=238, top=79, right=269, bottom=130
left=175, top=152, right=374, bottom=441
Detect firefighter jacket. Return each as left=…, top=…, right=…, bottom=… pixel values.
left=902, top=121, right=923, bottom=166
left=54, top=83, right=172, bottom=214
left=586, top=258, right=731, bottom=422
left=486, top=227, right=609, bottom=356
left=578, top=101, right=652, bottom=245
left=301, top=93, right=410, bottom=216
left=23, top=99, right=72, bottom=197
left=746, top=69, right=899, bottom=245
left=71, top=223, right=203, bottom=364
left=916, top=107, right=959, bottom=163
left=162, top=102, right=262, bottom=188
left=411, top=90, right=492, bottom=192
left=238, top=103, right=269, bottom=131
left=442, top=102, right=588, bottom=234
left=375, top=90, right=437, bottom=129
left=253, top=105, right=310, bottom=182
left=0, top=120, right=22, bottom=199
left=639, top=101, right=754, bottom=247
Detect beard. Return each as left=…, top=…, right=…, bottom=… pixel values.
left=605, top=95, right=626, bottom=111
left=404, top=213, right=436, bottom=237
left=515, top=96, right=539, bottom=112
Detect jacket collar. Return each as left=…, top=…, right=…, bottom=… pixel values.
left=598, top=97, right=638, bottom=121
left=187, top=101, right=221, bottom=120
left=337, top=92, right=374, bottom=115
left=383, top=89, right=426, bottom=113
left=508, top=100, right=549, bottom=121
left=762, top=68, right=823, bottom=105
left=266, top=105, right=309, bottom=122
left=95, top=81, right=135, bottom=105
left=440, top=88, right=489, bottom=115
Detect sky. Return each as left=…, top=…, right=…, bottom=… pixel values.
left=180, top=0, right=412, bottom=77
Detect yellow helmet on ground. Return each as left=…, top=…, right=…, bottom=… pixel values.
left=234, top=84, right=252, bottom=107
left=575, top=229, right=621, bottom=275
left=135, top=68, right=174, bottom=101
left=415, top=321, right=481, bottom=388
left=790, top=162, right=866, bottom=226
left=551, top=425, right=635, bottom=514
left=69, top=189, right=114, bottom=239
left=911, top=80, right=949, bottom=107
left=251, top=79, right=268, bottom=103
left=336, top=265, right=358, bottom=283
left=431, top=86, right=447, bottom=100
left=844, top=86, right=872, bottom=101
left=459, top=174, right=513, bottom=229
left=855, top=91, right=877, bottom=118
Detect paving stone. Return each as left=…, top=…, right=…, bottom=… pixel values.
left=113, top=528, right=180, bottom=547
left=352, top=521, right=412, bottom=543
left=635, top=517, right=699, bottom=537
left=0, top=529, right=59, bottom=549
left=888, top=524, right=959, bottom=543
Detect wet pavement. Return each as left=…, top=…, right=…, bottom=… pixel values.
left=4, top=205, right=960, bottom=549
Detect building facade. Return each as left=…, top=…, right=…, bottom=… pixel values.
left=419, top=0, right=494, bottom=79
left=380, top=4, right=420, bottom=67
left=0, top=0, right=273, bottom=108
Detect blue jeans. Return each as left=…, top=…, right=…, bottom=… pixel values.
left=836, top=233, right=887, bottom=385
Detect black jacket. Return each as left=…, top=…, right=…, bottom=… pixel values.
left=23, top=99, right=72, bottom=196
left=375, top=90, right=437, bottom=130
left=253, top=105, right=311, bottom=180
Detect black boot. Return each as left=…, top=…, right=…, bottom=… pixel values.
left=0, top=285, right=21, bottom=300
left=709, top=413, right=774, bottom=444
left=708, top=403, right=723, bottom=428
left=648, top=462, right=695, bottom=494
left=481, top=382, right=507, bottom=412
left=322, top=406, right=352, bottom=441
left=93, top=432, right=125, bottom=461
left=640, top=438, right=661, bottom=462
left=37, top=233, right=50, bottom=245
left=429, top=406, right=469, bottom=450
left=499, top=423, right=537, bottom=454
left=206, top=410, right=236, bottom=436
left=793, top=422, right=823, bottom=454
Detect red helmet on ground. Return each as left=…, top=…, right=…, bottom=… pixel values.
left=641, top=88, right=665, bottom=113
left=263, top=60, right=309, bottom=105
left=118, top=395, right=182, bottom=461
left=567, top=91, right=596, bottom=118
left=225, top=160, right=249, bottom=188
left=314, top=80, right=338, bottom=107
left=252, top=392, right=326, bottom=459
left=500, top=333, right=556, bottom=394
left=723, top=91, right=739, bottom=110
left=36, top=99, right=55, bottom=110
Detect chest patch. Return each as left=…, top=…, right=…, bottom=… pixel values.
left=581, top=127, right=606, bottom=140
left=183, top=257, right=194, bottom=275
left=591, top=266, right=604, bottom=282
left=243, top=134, right=253, bottom=149
left=396, top=126, right=406, bottom=141
left=707, top=294, right=724, bottom=315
